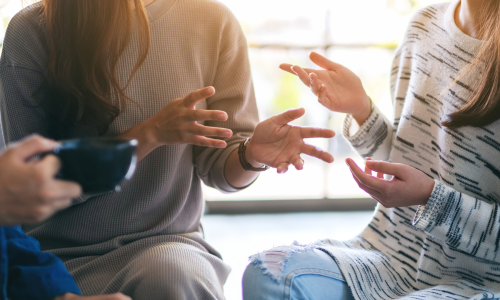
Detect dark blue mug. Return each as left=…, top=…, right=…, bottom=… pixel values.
left=50, top=138, right=138, bottom=194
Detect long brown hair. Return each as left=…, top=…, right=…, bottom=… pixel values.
left=42, top=0, right=150, bottom=137
left=443, top=1, right=500, bottom=128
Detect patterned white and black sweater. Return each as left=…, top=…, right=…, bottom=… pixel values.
left=318, top=1, right=500, bottom=299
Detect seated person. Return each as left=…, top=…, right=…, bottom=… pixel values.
left=0, top=0, right=335, bottom=299
left=244, top=0, right=500, bottom=299
left=0, top=135, right=131, bottom=300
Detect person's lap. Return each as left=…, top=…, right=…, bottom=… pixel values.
left=243, top=248, right=354, bottom=300
left=65, top=236, right=230, bottom=300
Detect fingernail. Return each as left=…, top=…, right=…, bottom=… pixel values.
left=218, top=113, right=227, bottom=120
left=223, top=131, right=232, bottom=138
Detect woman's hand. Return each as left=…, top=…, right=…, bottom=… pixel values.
left=280, top=52, right=371, bottom=126
left=246, top=108, right=335, bottom=173
left=0, top=135, right=82, bottom=225
left=120, top=86, right=234, bottom=160
left=345, top=158, right=435, bottom=208
left=54, top=293, right=131, bottom=300
left=143, top=86, right=232, bottom=148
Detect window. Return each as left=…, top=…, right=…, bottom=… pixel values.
left=203, top=0, right=448, bottom=202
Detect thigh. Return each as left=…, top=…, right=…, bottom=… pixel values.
left=244, top=248, right=354, bottom=300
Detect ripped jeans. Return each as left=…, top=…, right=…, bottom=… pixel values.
left=243, top=243, right=354, bottom=300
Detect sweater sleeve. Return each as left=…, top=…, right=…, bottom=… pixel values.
left=342, top=103, right=394, bottom=160
left=193, top=7, right=259, bottom=193
left=342, top=10, right=417, bottom=161
left=5, top=226, right=81, bottom=300
left=413, top=181, right=500, bottom=260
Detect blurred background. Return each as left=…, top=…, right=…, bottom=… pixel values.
left=0, top=0, right=447, bottom=299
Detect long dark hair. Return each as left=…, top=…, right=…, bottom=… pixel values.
left=42, top=0, right=150, bottom=136
left=443, top=1, right=500, bottom=128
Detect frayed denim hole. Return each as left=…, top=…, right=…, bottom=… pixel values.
left=248, top=241, right=317, bottom=282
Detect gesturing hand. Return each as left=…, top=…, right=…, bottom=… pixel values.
left=280, top=52, right=372, bottom=125
left=345, top=158, right=435, bottom=208
left=246, top=108, right=335, bottom=174
left=144, top=86, right=233, bottom=149
left=0, top=135, right=82, bottom=225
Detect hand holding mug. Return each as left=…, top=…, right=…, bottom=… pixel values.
left=245, top=108, right=335, bottom=173
left=280, top=52, right=372, bottom=126
left=0, top=135, right=82, bottom=225
left=143, top=86, right=233, bottom=149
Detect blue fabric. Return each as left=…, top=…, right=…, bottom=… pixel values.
left=243, top=248, right=354, bottom=300
left=0, top=226, right=81, bottom=300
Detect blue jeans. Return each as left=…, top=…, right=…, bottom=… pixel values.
left=243, top=247, right=354, bottom=300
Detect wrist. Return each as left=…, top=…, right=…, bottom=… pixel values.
left=352, top=95, right=372, bottom=127
left=244, top=139, right=263, bottom=168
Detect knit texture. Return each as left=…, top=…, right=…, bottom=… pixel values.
left=0, top=0, right=258, bottom=299
left=317, top=1, right=500, bottom=299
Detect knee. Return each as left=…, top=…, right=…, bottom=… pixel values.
left=243, top=261, right=279, bottom=300
left=124, top=245, right=226, bottom=300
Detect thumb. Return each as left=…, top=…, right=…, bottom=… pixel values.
left=271, top=108, right=305, bottom=125
left=10, top=135, right=57, bottom=161
left=309, top=52, right=342, bottom=71
left=365, top=160, right=405, bottom=178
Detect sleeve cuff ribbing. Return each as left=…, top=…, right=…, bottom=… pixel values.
left=343, top=104, right=393, bottom=160
left=412, top=180, right=446, bottom=232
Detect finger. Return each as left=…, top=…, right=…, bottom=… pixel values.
left=183, top=87, right=216, bottom=108
left=48, top=197, right=73, bottom=212
left=301, top=144, right=334, bottom=163
left=191, top=136, right=227, bottom=148
left=277, top=162, right=289, bottom=174
left=280, top=64, right=316, bottom=76
left=377, top=172, right=385, bottom=179
left=350, top=172, right=383, bottom=200
left=191, top=124, right=233, bottom=138
left=291, top=65, right=312, bottom=87
left=346, top=158, right=385, bottom=191
left=318, top=84, right=328, bottom=106
left=291, top=155, right=304, bottom=171
left=271, top=108, right=305, bottom=125
left=365, top=157, right=372, bottom=175
left=309, top=52, right=342, bottom=70
left=188, top=110, right=228, bottom=122
left=36, top=155, right=62, bottom=178
left=10, top=135, right=58, bottom=161
left=42, top=181, right=82, bottom=202
left=299, top=127, right=335, bottom=139
left=279, top=63, right=296, bottom=75
left=309, top=72, right=321, bottom=95
left=365, top=160, right=405, bottom=178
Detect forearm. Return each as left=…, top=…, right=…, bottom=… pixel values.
left=224, top=148, right=259, bottom=188
left=413, top=180, right=500, bottom=259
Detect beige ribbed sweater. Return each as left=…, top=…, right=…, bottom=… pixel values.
left=0, top=0, right=258, bottom=299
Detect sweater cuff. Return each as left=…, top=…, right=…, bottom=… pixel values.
left=412, top=180, right=445, bottom=232
left=342, top=104, right=391, bottom=160
left=210, top=143, right=249, bottom=193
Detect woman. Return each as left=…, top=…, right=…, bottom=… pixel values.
left=0, top=0, right=335, bottom=299
left=244, top=0, right=500, bottom=299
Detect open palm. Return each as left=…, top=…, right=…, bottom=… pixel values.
left=247, top=108, right=335, bottom=173
left=280, top=52, right=370, bottom=119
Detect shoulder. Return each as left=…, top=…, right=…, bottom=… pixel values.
left=1, top=2, right=48, bottom=70
left=407, top=2, right=450, bottom=33
left=176, top=0, right=240, bottom=28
